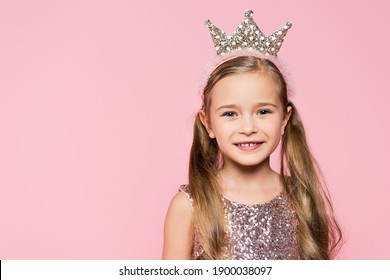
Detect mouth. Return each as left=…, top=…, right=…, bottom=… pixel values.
left=234, top=141, right=263, bottom=151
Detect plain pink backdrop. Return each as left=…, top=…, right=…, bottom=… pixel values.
left=1, top=0, right=389, bottom=259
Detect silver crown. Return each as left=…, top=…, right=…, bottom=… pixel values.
left=205, top=10, right=292, bottom=56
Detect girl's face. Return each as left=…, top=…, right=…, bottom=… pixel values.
left=200, top=72, right=291, bottom=169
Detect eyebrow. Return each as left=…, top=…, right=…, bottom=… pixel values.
left=216, top=102, right=278, bottom=111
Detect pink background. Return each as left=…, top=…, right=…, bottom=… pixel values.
left=1, top=0, right=389, bottom=259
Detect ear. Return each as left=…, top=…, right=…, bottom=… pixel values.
left=281, top=105, right=292, bottom=135
left=199, top=110, right=215, bottom=139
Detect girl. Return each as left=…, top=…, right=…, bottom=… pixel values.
left=163, top=10, right=342, bottom=260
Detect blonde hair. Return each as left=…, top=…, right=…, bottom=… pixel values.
left=189, top=56, right=343, bottom=259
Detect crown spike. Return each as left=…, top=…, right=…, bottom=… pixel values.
left=205, top=10, right=292, bottom=56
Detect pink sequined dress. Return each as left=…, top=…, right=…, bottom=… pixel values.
left=179, top=184, right=299, bottom=260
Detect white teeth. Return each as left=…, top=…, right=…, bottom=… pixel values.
left=238, top=143, right=257, bottom=147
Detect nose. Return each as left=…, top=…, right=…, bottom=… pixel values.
left=239, top=115, right=258, bottom=135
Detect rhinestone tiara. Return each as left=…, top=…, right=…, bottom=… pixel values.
left=205, top=10, right=292, bottom=56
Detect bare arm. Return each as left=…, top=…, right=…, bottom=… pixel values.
left=162, top=191, right=194, bottom=259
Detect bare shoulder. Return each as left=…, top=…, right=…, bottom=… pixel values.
left=169, top=190, right=192, bottom=213
left=162, top=191, right=194, bottom=259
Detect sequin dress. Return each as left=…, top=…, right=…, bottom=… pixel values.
left=179, top=184, right=299, bottom=260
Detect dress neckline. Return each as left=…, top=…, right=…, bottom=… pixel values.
left=220, top=190, right=284, bottom=208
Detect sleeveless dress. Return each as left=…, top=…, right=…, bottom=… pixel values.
left=179, top=184, right=299, bottom=260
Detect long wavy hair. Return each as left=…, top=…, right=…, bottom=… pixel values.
left=189, top=56, right=343, bottom=259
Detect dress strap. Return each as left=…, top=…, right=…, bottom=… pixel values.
left=178, top=184, right=193, bottom=205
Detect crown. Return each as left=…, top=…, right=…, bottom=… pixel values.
left=205, top=10, right=292, bottom=56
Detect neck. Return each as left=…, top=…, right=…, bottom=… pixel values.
left=218, top=157, right=280, bottom=191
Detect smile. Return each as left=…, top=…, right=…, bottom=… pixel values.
left=234, top=142, right=263, bottom=150
left=237, top=143, right=258, bottom=147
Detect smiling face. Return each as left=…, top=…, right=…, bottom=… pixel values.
left=200, top=71, right=291, bottom=170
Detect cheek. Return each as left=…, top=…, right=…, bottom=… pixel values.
left=262, top=119, right=284, bottom=136
left=211, top=119, right=236, bottom=139
left=213, top=123, right=233, bottom=137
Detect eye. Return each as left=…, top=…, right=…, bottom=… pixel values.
left=222, top=111, right=237, bottom=117
left=257, top=109, right=271, bottom=115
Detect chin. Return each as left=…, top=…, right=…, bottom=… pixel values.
left=232, top=159, right=268, bottom=168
